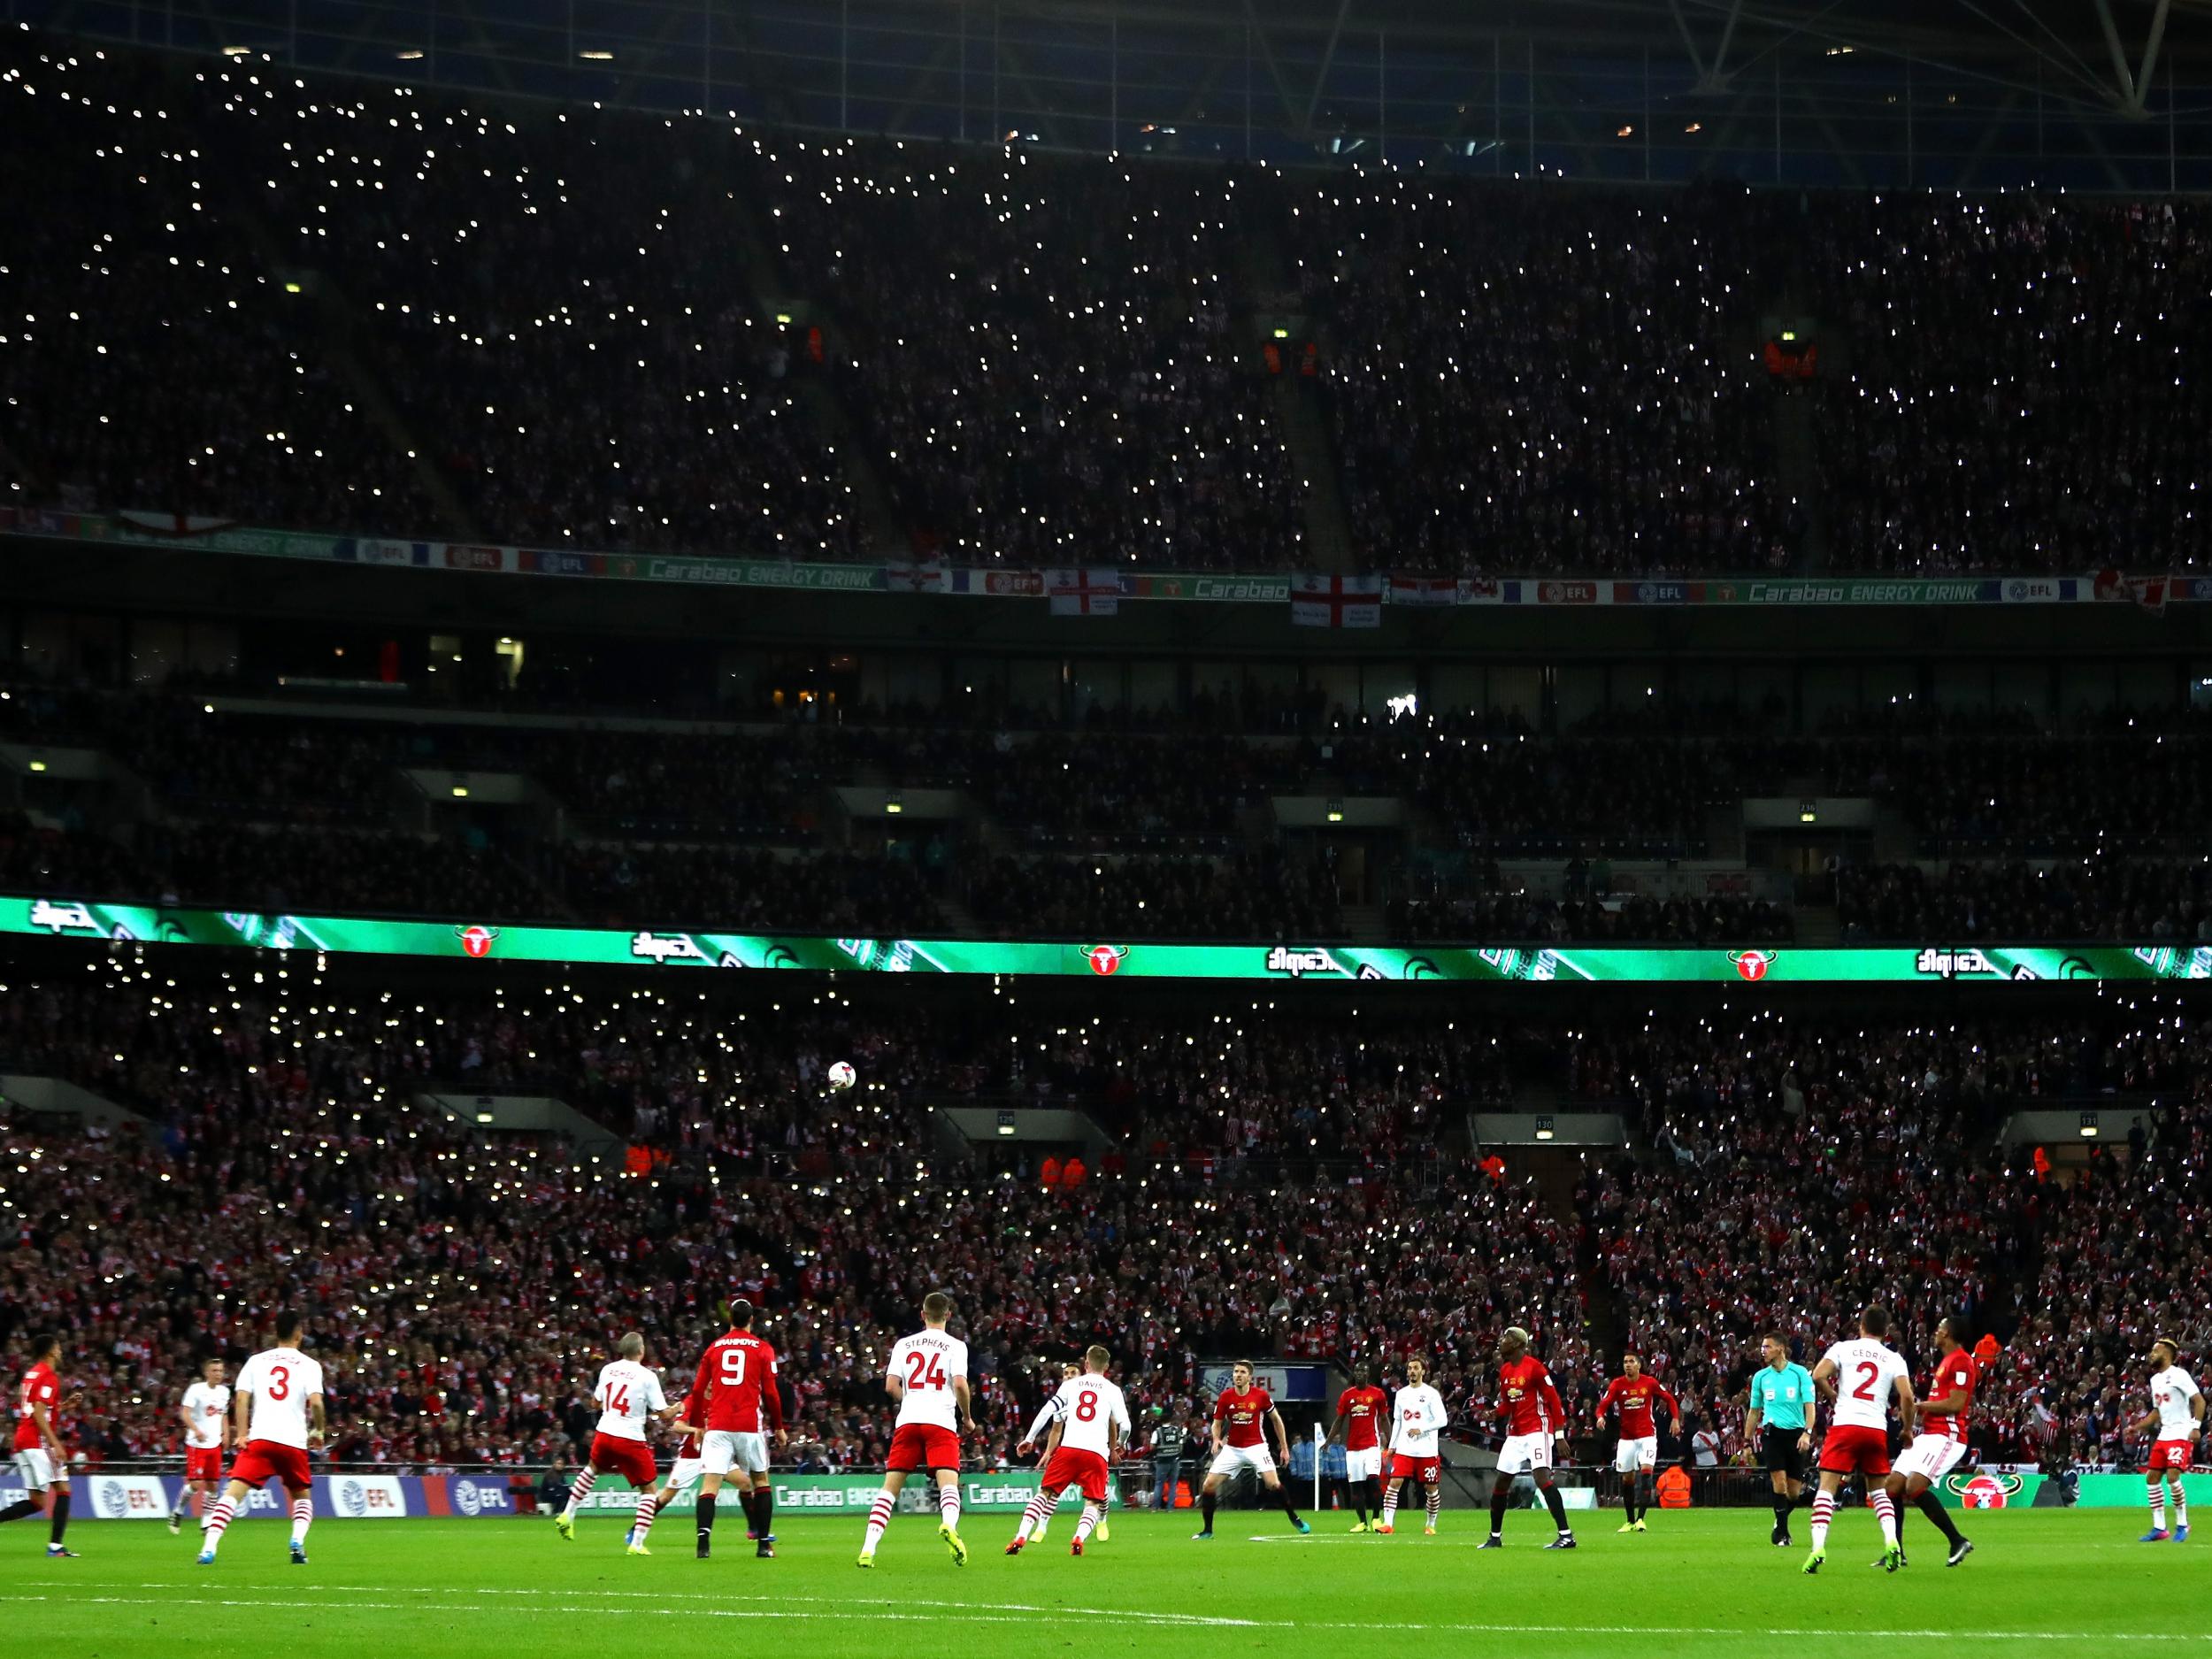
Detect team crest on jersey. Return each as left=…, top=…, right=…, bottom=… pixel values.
left=455, top=925, right=500, bottom=958
left=1086, top=944, right=1127, bottom=977
left=1731, top=949, right=1776, bottom=982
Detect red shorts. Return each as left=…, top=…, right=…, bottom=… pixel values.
left=1818, top=1425, right=1891, bottom=1478
left=229, top=1440, right=312, bottom=1493
left=185, top=1447, right=224, bottom=1483
left=887, top=1423, right=962, bottom=1474
left=1389, top=1453, right=1441, bottom=1484
left=2148, top=1440, right=2195, bottom=1474
left=1039, top=1446, right=1110, bottom=1503
left=589, top=1432, right=657, bottom=1490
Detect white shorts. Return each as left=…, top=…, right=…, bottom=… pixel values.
left=1893, top=1432, right=1968, bottom=1484
left=701, top=1430, right=769, bottom=1479
left=663, top=1456, right=704, bottom=1494
left=1344, top=1447, right=1383, bottom=1481
left=12, top=1449, right=58, bottom=1490
left=1496, top=1432, right=1555, bottom=1476
left=1208, top=1443, right=1277, bottom=1479
left=1614, top=1436, right=1658, bottom=1474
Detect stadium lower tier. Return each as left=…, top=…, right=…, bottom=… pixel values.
left=0, top=949, right=2198, bottom=1484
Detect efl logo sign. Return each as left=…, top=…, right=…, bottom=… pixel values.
left=1731, top=950, right=1776, bottom=982
left=455, top=925, right=500, bottom=958
left=1086, top=945, right=1127, bottom=977
left=1947, top=1471, right=2023, bottom=1509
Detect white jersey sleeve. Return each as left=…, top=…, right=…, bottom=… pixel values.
left=888, top=1331, right=969, bottom=1431
left=593, top=1360, right=665, bottom=1441
left=1025, top=1395, right=1065, bottom=1444
left=1052, top=1376, right=1129, bottom=1458
left=2152, top=1368, right=2201, bottom=1436
left=1823, top=1340, right=1909, bottom=1432
left=1393, top=1385, right=1447, bottom=1456
left=237, top=1348, right=323, bottom=1449
left=181, top=1382, right=231, bottom=1448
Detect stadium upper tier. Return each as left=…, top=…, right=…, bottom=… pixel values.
left=3, top=29, right=2206, bottom=576
left=0, top=960, right=2193, bottom=1473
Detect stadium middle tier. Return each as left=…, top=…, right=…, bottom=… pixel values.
left=0, top=956, right=2196, bottom=1473
left=8, top=686, right=2212, bottom=942
left=4, top=28, right=2208, bottom=575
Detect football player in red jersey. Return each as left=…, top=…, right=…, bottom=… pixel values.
left=1482, top=1326, right=1576, bottom=1550
left=1884, top=1315, right=1978, bottom=1568
left=2, top=1333, right=75, bottom=1556
left=1596, top=1354, right=1680, bottom=1533
left=1192, top=1362, right=1310, bottom=1539
left=1329, top=1361, right=1391, bottom=1531
left=687, top=1300, right=787, bottom=1561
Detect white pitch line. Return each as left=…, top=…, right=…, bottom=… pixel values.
left=47, top=1583, right=2212, bottom=1644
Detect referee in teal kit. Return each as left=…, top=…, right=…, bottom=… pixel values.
left=1746, top=1333, right=1817, bottom=1547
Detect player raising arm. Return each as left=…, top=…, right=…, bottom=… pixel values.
left=1007, top=1348, right=1128, bottom=1557
left=2132, top=1337, right=2203, bottom=1542
left=1484, top=1327, right=1576, bottom=1550
left=169, top=1357, right=230, bottom=1535
left=1802, top=1304, right=1915, bottom=1575
left=0, top=1333, right=76, bottom=1557
left=1886, top=1315, right=1978, bottom=1567
left=1013, top=1363, right=1081, bottom=1547
left=197, top=1311, right=325, bottom=1567
left=1377, top=1357, right=1449, bottom=1536
left=1330, top=1361, right=1390, bottom=1532
left=1191, top=1361, right=1310, bottom=1540
left=858, top=1291, right=974, bottom=1569
left=554, top=1332, right=680, bottom=1554
left=1596, top=1354, right=1680, bottom=1534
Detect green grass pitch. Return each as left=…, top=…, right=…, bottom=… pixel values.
left=0, top=1509, right=2200, bottom=1657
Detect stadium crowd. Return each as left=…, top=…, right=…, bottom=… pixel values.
left=7, top=29, right=2209, bottom=574
left=0, top=958, right=2194, bottom=1482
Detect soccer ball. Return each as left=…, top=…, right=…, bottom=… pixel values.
left=826, top=1061, right=857, bottom=1091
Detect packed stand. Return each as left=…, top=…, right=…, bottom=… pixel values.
left=0, top=964, right=1568, bottom=1471
left=964, top=851, right=1342, bottom=941
left=1808, top=195, right=2212, bottom=573
left=1293, top=177, right=1798, bottom=575
left=0, top=37, right=441, bottom=531
left=1839, top=857, right=2212, bottom=944
left=756, top=140, right=1305, bottom=569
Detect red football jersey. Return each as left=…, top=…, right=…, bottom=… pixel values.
left=1919, top=1348, right=1978, bottom=1440
left=1496, top=1355, right=1564, bottom=1437
left=1597, top=1374, right=1678, bottom=1440
left=13, top=1361, right=58, bottom=1453
left=1336, top=1385, right=1388, bottom=1452
left=690, top=1331, right=783, bottom=1433
left=1215, top=1386, right=1273, bottom=1448
left=672, top=1393, right=701, bottom=1460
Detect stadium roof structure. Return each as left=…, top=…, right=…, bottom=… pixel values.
left=17, top=0, right=2212, bottom=186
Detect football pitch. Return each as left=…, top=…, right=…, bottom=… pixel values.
left=0, top=1509, right=2200, bottom=1658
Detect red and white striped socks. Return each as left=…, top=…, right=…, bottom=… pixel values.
left=1379, top=1487, right=1400, bottom=1529
left=201, top=1496, right=238, bottom=1555
left=2149, top=1477, right=2167, bottom=1532
left=1425, top=1486, right=1443, bottom=1529
left=632, top=1493, right=657, bottom=1544
left=1073, top=1502, right=1102, bottom=1546
left=938, top=1485, right=961, bottom=1533
left=1871, top=1491, right=1898, bottom=1549
left=562, top=1469, right=596, bottom=1521
left=1012, top=1492, right=1049, bottom=1544
left=861, top=1490, right=895, bottom=1555
left=1809, top=1491, right=1837, bottom=1551
left=290, top=1496, right=313, bottom=1548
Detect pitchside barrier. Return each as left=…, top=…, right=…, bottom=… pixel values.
left=17, top=1464, right=2196, bottom=1519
